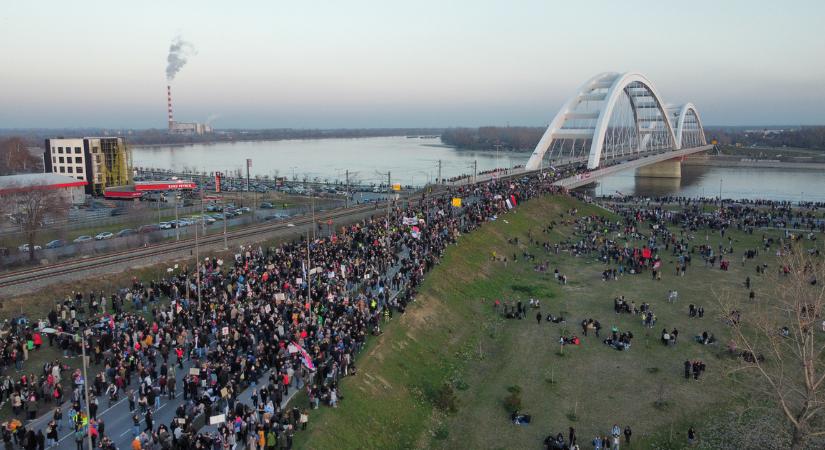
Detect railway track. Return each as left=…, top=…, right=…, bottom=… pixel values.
left=0, top=203, right=377, bottom=290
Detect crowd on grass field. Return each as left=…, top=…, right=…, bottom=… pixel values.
left=491, top=196, right=822, bottom=449
left=0, top=166, right=585, bottom=450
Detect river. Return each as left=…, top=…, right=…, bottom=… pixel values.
left=590, top=164, right=825, bottom=202
left=133, top=136, right=527, bottom=187
left=133, top=137, right=825, bottom=201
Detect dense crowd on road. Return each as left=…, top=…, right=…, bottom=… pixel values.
left=0, top=166, right=588, bottom=449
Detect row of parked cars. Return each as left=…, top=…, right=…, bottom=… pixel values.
left=16, top=206, right=256, bottom=253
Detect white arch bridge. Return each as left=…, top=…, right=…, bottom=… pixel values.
left=525, top=72, right=714, bottom=185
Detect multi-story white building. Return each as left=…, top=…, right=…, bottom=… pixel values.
left=43, top=138, right=86, bottom=182
left=44, top=137, right=131, bottom=195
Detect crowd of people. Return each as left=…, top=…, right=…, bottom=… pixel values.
left=0, top=166, right=589, bottom=449
left=1, top=169, right=822, bottom=449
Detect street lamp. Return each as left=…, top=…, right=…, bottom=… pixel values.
left=40, top=327, right=93, bottom=450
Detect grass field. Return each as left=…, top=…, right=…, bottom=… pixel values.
left=292, top=194, right=822, bottom=449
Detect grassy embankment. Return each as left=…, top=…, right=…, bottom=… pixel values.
left=293, top=194, right=821, bottom=449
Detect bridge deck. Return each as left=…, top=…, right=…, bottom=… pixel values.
left=554, top=145, right=714, bottom=189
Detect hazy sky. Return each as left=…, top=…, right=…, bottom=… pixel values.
left=2, top=0, right=824, bottom=128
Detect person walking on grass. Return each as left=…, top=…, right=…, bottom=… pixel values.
left=688, top=426, right=698, bottom=446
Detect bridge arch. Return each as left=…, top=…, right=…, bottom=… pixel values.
left=525, top=72, right=705, bottom=170
left=673, top=103, right=707, bottom=150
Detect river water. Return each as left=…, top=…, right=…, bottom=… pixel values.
left=133, top=137, right=825, bottom=201
left=133, top=137, right=527, bottom=187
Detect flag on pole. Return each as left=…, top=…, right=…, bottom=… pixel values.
left=291, top=341, right=316, bottom=370
left=451, top=198, right=462, bottom=207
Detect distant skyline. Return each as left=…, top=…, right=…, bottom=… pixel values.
left=2, top=0, right=824, bottom=129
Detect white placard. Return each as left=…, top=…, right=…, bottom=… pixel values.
left=210, top=414, right=226, bottom=425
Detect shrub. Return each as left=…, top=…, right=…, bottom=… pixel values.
left=504, top=385, right=523, bottom=411
left=434, top=383, right=459, bottom=414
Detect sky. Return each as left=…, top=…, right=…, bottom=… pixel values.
left=1, top=0, right=824, bottom=129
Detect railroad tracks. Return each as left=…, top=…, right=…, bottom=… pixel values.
left=0, top=203, right=378, bottom=290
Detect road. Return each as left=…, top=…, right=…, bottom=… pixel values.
left=23, top=247, right=411, bottom=450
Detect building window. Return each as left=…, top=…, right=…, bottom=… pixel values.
left=59, top=157, right=64, bottom=163
left=74, top=147, right=81, bottom=154
left=52, top=157, right=56, bottom=163
left=58, top=147, right=63, bottom=153
left=76, top=167, right=83, bottom=173
left=95, top=155, right=101, bottom=163
left=51, top=147, right=56, bottom=153
left=59, top=167, right=65, bottom=173
left=92, top=147, right=99, bottom=152
left=67, top=167, right=73, bottom=173
left=75, top=157, right=83, bottom=163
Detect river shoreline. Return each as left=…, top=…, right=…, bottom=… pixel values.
left=682, top=156, right=825, bottom=170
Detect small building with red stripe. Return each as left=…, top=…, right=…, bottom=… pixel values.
left=103, top=180, right=197, bottom=199
left=0, top=173, right=88, bottom=204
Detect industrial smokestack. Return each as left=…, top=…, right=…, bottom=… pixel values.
left=167, top=85, right=174, bottom=130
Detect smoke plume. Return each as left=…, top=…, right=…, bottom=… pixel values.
left=166, top=35, right=196, bottom=81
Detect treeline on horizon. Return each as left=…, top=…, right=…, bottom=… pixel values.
left=0, top=128, right=445, bottom=147
left=441, top=126, right=825, bottom=151
left=4, top=125, right=825, bottom=151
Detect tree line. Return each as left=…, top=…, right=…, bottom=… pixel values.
left=440, top=127, right=545, bottom=151
left=0, top=136, right=41, bottom=175
left=707, top=126, right=825, bottom=150
left=441, top=126, right=825, bottom=152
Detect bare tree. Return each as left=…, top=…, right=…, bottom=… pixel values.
left=718, top=247, right=825, bottom=448
left=0, top=137, right=40, bottom=175
left=1, top=185, right=69, bottom=261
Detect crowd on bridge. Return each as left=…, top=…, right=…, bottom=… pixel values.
left=0, top=166, right=588, bottom=450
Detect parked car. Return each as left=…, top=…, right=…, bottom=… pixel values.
left=94, top=232, right=114, bottom=240
left=260, top=202, right=274, bottom=209
left=73, top=235, right=93, bottom=243
left=138, top=224, right=160, bottom=233
left=18, top=243, right=43, bottom=252
left=45, top=239, right=65, bottom=249
left=110, top=208, right=127, bottom=217
left=264, top=213, right=289, bottom=221
left=159, top=222, right=173, bottom=229
left=116, top=229, right=136, bottom=237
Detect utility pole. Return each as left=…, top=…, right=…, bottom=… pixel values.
left=719, top=178, right=723, bottom=204
left=174, top=192, right=180, bottom=241
left=473, top=160, right=477, bottom=184
left=345, top=170, right=349, bottom=209
left=386, top=171, right=391, bottom=273
left=246, top=159, right=251, bottom=193
left=80, top=333, right=92, bottom=450
left=437, top=159, right=442, bottom=185
left=306, top=228, right=312, bottom=307
left=310, top=185, right=316, bottom=240
left=200, top=179, right=206, bottom=235
left=223, top=199, right=228, bottom=250
left=493, top=144, right=502, bottom=178
left=195, top=214, right=201, bottom=309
